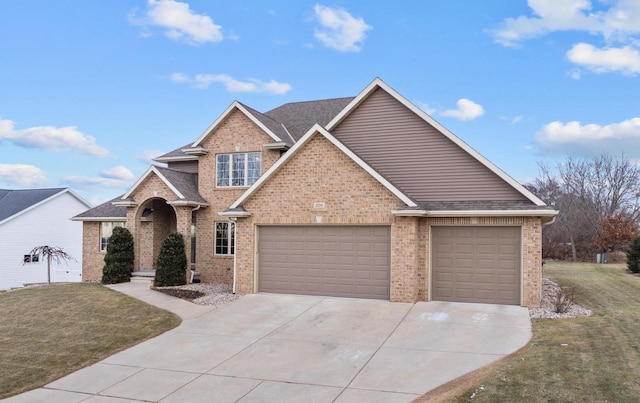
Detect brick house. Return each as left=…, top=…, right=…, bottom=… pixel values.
left=73, top=78, right=557, bottom=307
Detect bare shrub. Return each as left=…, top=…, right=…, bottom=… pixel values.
left=553, top=286, right=575, bottom=313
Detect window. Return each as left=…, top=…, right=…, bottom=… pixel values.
left=101, top=222, right=125, bottom=251
left=217, top=152, right=261, bottom=187
left=23, top=254, right=39, bottom=263
left=215, top=222, right=235, bottom=255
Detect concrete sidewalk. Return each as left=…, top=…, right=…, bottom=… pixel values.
left=6, top=284, right=532, bottom=402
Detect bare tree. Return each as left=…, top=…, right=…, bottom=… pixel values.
left=530, top=153, right=640, bottom=261
left=24, top=246, right=76, bottom=284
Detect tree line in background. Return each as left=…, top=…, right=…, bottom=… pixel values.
left=527, top=153, right=640, bottom=262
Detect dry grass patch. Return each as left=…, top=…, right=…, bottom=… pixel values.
left=0, top=283, right=180, bottom=399
left=417, top=261, right=640, bottom=402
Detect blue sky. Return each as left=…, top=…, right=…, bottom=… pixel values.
left=1, top=0, right=639, bottom=205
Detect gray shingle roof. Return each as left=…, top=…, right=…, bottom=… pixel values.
left=73, top=195, right=127, bottom=219
left=154, top=143, right=194, bottom=162
left=417, top=200, right=554, bottom=211
left=239, top=102, right=293, bottom=144
left=154, top=167, right=207, bottom=204
left=264, top=97, right=355, bottom=141
left=0, top=188, right=67, bottom=222
left=153, top=97, right=354, bottom=162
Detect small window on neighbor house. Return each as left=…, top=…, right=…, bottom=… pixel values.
left=100, top=222, right=125, bottom=252
left=23, top=254, right=39, bottom=263
left=215, top=222, right=235, bottom=255
left=216, top=152, right=261, bottom=187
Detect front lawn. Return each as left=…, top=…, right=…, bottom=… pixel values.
left=0, top=283, right=180, bottom=399
left=418, top=261, right=640, bottom=402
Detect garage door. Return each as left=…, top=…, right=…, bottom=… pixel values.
left=432, top=226, right=521, bottom=305
left=258, top=226, right=390, bottom=299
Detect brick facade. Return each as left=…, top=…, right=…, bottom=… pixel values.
left=80, top=104, right=545, bottom=307
left=193, top=109, right=281, bottom=284
left=81, top=221, right=104, bottom=282
left=236, top=134, right=406, bottom=296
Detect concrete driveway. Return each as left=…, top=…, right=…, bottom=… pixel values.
left=9, top=291, right=531, bottom=403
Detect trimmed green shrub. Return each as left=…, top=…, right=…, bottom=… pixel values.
left=627, top=237, right=640, bottom=273
left=154, top=232, right=187, bottom=287
left=102, top=226, right=134, bottom=284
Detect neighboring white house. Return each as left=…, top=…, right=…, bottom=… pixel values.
left=0, top=188, right=91, bottom=290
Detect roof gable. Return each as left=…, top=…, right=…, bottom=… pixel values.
left=0, top=188, right=91, bottom=225
left=328, top=78, right=547, bottom=207
left=120, top=166, right=206, bottom=205
left=191, top=101, right=284, bottom=148
left=228, top=124, right=417, bottom=210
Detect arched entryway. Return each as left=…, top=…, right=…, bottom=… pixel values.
left=135, top=198, right=177, bottom=270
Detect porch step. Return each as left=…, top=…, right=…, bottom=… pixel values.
left=131, top=269, right=155, bottom=283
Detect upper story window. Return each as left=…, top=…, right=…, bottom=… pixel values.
left=101, top=222, right=125, bottom=252
left=216, top=152, right=261, bottom=187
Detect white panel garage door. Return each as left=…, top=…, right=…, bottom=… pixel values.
left=432, top=226, right=521, bottom=305
left=258, top=226, right=390, bottom=299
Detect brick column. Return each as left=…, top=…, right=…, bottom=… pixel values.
left=174, top=206, right=193, bottom=282
left=126, top=206, right=139, bottom=270
left=390, top=217, right=419, bottom=303
left=522, top=217, right=542, bottom=308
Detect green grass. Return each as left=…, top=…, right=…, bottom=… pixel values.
left=0, top=283, right=180, bottom=399
left=419, top=261, right=640, bottom=402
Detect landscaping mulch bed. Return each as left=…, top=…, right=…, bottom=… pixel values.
left=151, top=287, right=206, bottom=301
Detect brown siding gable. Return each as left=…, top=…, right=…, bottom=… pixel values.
left=223, top=124, right=417, bottom=215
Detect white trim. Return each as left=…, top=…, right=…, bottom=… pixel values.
left=192, top=101, right=281, bottom=147
left=112, top=200, right=138, bottom=207
left=153, top=155, right=198, bottom=162
left=425, top=209, right=558, bottom=217
left=229, top=124, right=418, bottom=209
left=326, top=78, right=547, bottom=207
left=214, top=221, right=235, bottom=256
left=0, top=188, right=92, bottom=226
left=181, top=147, right=208, bottom=156
left=281, top=123, right=295, bottom=144
left=167, top=200, right=209, bottom=207
left=122, top=166, right=185, bottom=200
left=70, top=216, right=127, bottom=222
left=391, top=210, right=429, bottom=216
left=215, top=152, right=261, bottom=189
left=263, top=141, right=290, bottom=150
left=218, top=210, right=252, bottom=217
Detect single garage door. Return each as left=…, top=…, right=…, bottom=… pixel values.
left=432, top=226, right=521, bottom=305
left=258, top=226, right=390, bottom=299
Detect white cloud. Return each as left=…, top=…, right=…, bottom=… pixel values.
left=101, top=165, right=134, bottom=181
left=535, top=117, right=640, bottom=156
left=313, top=4, right=372, bottom=52
left=0, top=119, right=111, bottom=157
left=491, top=0, right=640, bottom=75
left=129, top=0, right=223, bottom=45
left=0, top=164, right=49, bottom=187
left=171, top=73, right=292, bottom=94
left=511, top=115, right=523, bottom=124
left=566, top=42, right=640, bottom=75
left=439, top=99, right=485, bottom=121
left=491, top=0, right=598, bottom=47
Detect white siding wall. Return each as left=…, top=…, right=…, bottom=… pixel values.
left=0, top=192, right=87, bottom=290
